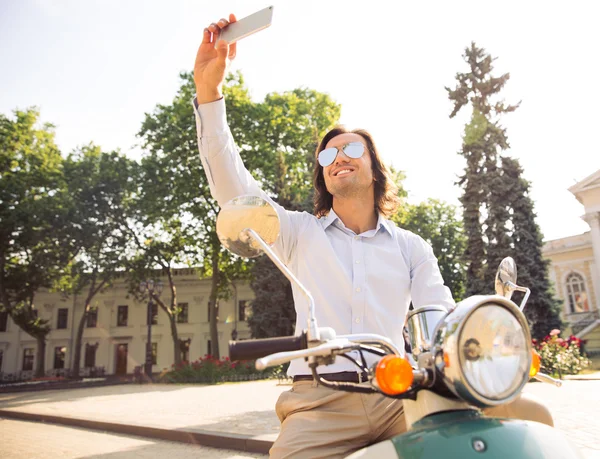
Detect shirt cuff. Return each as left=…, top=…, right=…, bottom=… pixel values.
left=192, top=96, right=228, bottom=136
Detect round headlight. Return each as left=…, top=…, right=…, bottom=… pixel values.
left=459, top=305, right=529, bottom=401
left=432, top=296, right=532, bottom=407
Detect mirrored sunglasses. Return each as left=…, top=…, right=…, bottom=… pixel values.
left=318, top=142, right=365, bottom=167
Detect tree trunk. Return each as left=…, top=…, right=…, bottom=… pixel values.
left=170, top=312, right=181, bottom=365
left=71, top=305, right=88, bottom=379
left=35, top=336, right=46, bottom=378
left=209, top=246, right=220, bottom=359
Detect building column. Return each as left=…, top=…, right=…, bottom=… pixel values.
left=583, top=212, right=600, bottom=312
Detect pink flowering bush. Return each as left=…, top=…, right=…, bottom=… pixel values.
left=533, top=329, right=591, bottom=378
left=158, top=354, right=284, bottom=384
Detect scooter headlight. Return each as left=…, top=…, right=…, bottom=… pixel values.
left=433, top=296, right=531, bottom=407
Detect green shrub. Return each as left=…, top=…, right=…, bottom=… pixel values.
left=157, top=354, right=285, bottom=384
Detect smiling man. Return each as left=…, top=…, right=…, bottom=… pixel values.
left=192, top=14, right=551, bottom=459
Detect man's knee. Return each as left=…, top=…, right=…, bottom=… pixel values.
left=484, top=392, right=554, bottom=427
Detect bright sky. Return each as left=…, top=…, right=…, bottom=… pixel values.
left=1, top=0, right=598, bottom=242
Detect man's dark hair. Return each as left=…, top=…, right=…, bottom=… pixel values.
left=312, top=126, right=401, bottom=218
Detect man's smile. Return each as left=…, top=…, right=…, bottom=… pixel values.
left=332, top=167, right=356, bottom=177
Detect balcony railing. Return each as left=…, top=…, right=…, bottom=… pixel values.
left=569, top=310, right=600, bottom=335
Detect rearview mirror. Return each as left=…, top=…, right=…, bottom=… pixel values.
left=495, top=257, right=517, bottom=300
left=216, top=195, right=280, bottom=258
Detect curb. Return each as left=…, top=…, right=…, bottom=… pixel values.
left=0, top=409, right=275, bottom=454
left=0, top=379, right=131, bottom=394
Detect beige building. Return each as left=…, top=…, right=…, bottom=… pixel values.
left=0, top=268, right=254, bottom=378
left=543, top=169, right=600, bottom=353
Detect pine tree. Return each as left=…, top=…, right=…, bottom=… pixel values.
left=447, top=43, right=563, bottom=337
left=501, top=157, right=563, bottom=338
left=447, top=43, right=519, bottom=295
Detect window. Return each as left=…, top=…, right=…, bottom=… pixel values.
left=0, top=310, right=7, bottom=332
left=566, top=273, right=590, bottom=313
left=207, top=340, right=211, bottom=356
left=84, top=344, right=97, bottom=368
left=0, top=350, right=3, bottom=371
left=54, top=346, right=66, bottom=369
left=22, top=348, right=34, bottom=371
left=238, top=300, right=250, bottom=322
left=57, top=308, right=68, bottom=329
left=117, top=305, right=128, bottom=326
left=149, top=303, right=158, bottom=325
left=86, top=308, right=98, bottom=328
left=179, top=339, right=190, bottom=363
left=151, top=342, right=157, bottom=365
left=177, top=303, right=189, bottom=324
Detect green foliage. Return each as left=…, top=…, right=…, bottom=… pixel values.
left=393, top=199, right=467, bottom=300
left=0, top=108, right=73, bottom=376
left=136, top=72, right=256, bottom=358
left=534, top=331, right=590, bottom=377
left=62, top=145, right=138, bottom=377
left=158, top=355, right=283, bottom=384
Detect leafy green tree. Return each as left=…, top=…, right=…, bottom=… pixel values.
left=125, top=214, right=201, bottom=366
left=137, top=72, right=255, bottom=359
left=0, top=108, right=73, bottom=377
left=62, top=145, right=137, bottom=378
left=393, top=199, right=467, bottom=301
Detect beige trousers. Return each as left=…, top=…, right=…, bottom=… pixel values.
left=270, top=380, right=553, bottom=459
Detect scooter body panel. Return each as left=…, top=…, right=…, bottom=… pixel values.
left=349, top=410, right=583, bottom=458
left=391, top=410, right=582, bottom=459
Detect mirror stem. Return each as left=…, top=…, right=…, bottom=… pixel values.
left=244, top=229, right=321, bottom=343
left=506, top=281, right=531, bottom=311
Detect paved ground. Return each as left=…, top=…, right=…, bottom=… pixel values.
left=0, top=418, right=265, bottom=458
left=0, top=379, right=598, bottom=458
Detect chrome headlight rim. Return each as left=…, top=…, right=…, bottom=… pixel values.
left=433, top=295, right=532, bottom=408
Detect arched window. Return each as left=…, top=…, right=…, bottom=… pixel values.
left=566, top=273, right=589, bottom=313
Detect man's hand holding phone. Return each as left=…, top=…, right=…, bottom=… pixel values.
left=194, top=14, right=238, bottom=104
left=194, top=7, right=273, bottom=104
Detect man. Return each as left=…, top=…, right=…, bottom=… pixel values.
left=193, top=15, right=553, bottom=459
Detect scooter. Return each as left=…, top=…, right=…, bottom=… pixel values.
left=217, top=195, right=582, bottom=458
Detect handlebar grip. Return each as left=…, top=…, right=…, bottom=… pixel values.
left=229, top=333, right=307, bottom=361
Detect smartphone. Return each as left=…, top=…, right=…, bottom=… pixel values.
left=217, top=6, right=274, bottom=44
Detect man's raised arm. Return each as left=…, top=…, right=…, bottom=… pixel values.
left=192, top=14, right=300, bottom=263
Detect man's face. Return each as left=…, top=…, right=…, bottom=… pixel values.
left=321, top=133, right=375, bottom=199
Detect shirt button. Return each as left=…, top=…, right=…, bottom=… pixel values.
left=355, top=318, right=360, bottom=324
left=354, top=236, right=359, bottom=240
left=355, top=260, right=360, bottom=264
left=355, top=287, right=361, bottom=292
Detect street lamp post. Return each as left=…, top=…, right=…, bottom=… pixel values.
left=139, top=279, right=163, bottom=380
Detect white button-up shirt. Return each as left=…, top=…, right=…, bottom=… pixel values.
left=194, top=98, right=455, bottom=376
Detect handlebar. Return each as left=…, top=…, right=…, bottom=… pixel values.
left=229, top=332, right=307, bottom=361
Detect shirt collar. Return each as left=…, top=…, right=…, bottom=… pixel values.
left=320, top=209, right=394, bottom=236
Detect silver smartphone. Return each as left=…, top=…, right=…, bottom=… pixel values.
left=217, top=6, right=274, bottom=44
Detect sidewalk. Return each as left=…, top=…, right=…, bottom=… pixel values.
left=0, top=380, right=287, bottom=455
left=0, top=379, right=599, bottom=457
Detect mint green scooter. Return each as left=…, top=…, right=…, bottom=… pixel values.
left=219, top=195, right=581, bottom=459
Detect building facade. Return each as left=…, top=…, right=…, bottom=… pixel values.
left=542, top=169, right=600, bottom=352
left=0, top=268, right=254, bottom=378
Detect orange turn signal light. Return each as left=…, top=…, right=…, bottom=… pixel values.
left=375, top=355, right=414, bottom=395
left=530, top=349, right=541, bottom=378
